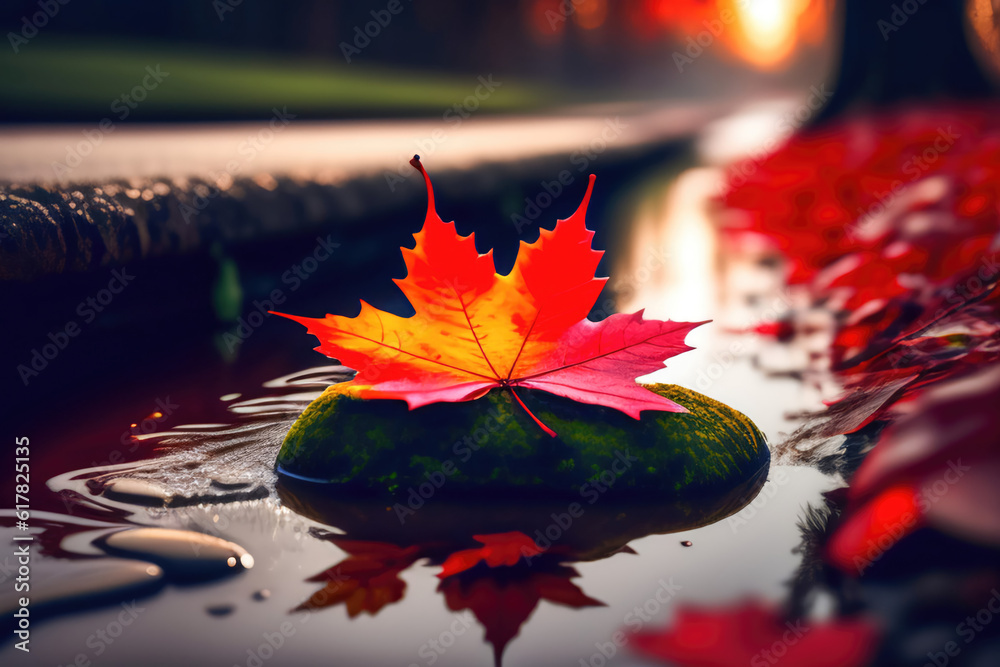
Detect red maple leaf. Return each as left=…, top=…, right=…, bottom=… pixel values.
left=276, top=157, right=706, bottom=435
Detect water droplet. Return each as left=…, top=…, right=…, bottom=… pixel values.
left=681, top=540, right=693, bottom=547
left=252, top=589, right=270, bottom=601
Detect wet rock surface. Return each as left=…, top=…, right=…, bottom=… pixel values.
left=0, top=557, right=164, bottom=618
left=0, top=173, right=420, bottom=281
left=96, top=527, right=254, bottom=582
left=0, top=126, right=693, bottom=282
left=101, top=477, right=269, bottom=508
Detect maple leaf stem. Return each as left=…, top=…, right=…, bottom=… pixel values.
left=509, top=387, right=557, bottom=438
left=410, top=154, right=435, bottom=212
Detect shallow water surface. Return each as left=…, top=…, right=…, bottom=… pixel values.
left=1, top=332, right=832, bottom=667
left=0, top=159, right=836, bottom=667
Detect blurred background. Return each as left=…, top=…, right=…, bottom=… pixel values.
left=0, top=0, right=847, bottom=425
left=4, top=2, right=1000, bottom=666
left=1, top=0, right=833, bottom=121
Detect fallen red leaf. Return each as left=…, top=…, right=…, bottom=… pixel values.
left=840, top=364, right=1000, bottom=553
left=826, top=483, right=924, bottom=575
left=275, top=157, right=706, bottom=435
left=629, top=601, right=879, bottom=667
left=722, top=103, right=1000, bottom=578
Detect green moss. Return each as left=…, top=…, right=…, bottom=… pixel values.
left=277, top=384, right=769, bottom=500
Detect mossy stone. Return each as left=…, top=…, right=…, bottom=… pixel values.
left=276, top=383, right=769, bottom=501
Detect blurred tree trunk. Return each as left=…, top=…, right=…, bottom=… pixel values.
left=818, top=0, right=994, bottom=122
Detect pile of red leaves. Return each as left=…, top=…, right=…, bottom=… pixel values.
left=723, top=104, right=1000, bottom=564
left=629, top=104, right=1000, bottom=667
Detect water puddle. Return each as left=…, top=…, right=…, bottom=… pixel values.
left=1, top=349, right=834, bottom=666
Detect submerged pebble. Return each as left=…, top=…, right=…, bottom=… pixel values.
left=102, top=478, right=174, bottom=507
left=0, top=557, right=163, bottom=617
left=96, top=527, right=254, bottom=582
left=102, top=477, right=268, bottom=507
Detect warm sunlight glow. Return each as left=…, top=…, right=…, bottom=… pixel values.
left=574, top=0, right=608, bottom=30
left=616, top=168, right=719, bottom=322
left=727, top=0, right=818, bottom=69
